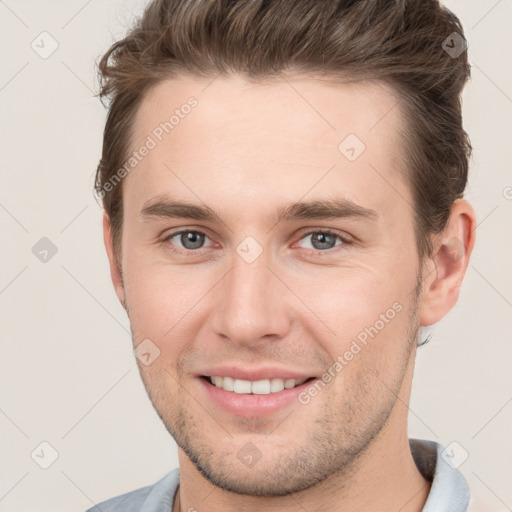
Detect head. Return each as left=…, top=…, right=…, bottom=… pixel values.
left=97, top=0, right=476, bottom=497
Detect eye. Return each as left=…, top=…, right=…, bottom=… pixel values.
left=162, top=228, right=351, bottom=255
left=163, top=230, right=212, bottom=252
left=296, top=230, right=348, bottom=251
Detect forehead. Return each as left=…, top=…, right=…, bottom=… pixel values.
left=125, top=74, right=410, bottom=224
left=134, top=74, right=404, bottom=154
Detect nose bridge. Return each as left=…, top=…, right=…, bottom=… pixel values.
left=211, top=249, right=291, bottom=344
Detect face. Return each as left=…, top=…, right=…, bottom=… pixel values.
left=113, top=75, right=426, bottom=495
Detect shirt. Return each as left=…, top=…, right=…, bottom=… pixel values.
left=86, top=438, right=471, bottom=511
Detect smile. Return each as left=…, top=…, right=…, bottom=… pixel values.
left=199, top=375, right=317, bottom=417
left=207, top=376, right=311, bottom=394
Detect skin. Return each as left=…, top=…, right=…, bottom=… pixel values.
left=103, top=74, right=476, bottom=512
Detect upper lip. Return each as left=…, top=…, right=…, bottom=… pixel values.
left=198, top=365, right=315, bottom=381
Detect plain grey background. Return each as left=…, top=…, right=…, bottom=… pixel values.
left=0, top=1, right=511, bottom=510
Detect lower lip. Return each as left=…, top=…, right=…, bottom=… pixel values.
left=199, top=377, right=315, bottom=418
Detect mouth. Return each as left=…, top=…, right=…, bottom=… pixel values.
left=201, top=375, right=316, bottom=395
left=199, top=374, right=317, bottom=417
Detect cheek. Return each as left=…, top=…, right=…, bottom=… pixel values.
left=122, top=254, right=216, bottom=341
left=287, top=266, right=414, bottom=361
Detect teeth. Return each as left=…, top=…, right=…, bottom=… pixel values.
left=209, top=376, right=308, bottom=394
left=233, top=379, right=252, bottom=394
left=270, top=378, right=285, bottom=393
left=222, top=376, right=234, bottom=391
left=284, top=379, right=296, bottom=389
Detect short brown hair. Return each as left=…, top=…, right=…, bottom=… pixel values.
left=95, top=0, right=471, bottom=264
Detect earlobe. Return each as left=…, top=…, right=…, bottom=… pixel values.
left=102, top=212, right=126, bottom=309
left=418, top=199, right=476, bottom=326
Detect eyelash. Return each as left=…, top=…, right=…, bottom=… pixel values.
left=161, top=228, right=352, bottom=256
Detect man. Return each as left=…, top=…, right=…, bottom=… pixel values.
left=90, top=0, right=476, bottom=510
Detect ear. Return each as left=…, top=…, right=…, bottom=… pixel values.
left=418, top=199, right=476, bottom=326
left=103, top=212, right=126, bottom=309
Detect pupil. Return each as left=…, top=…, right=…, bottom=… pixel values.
left=182, top=231, right=204, bottom=249
left=313, top=233, right=335, bottom=250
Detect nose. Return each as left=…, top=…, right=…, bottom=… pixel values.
left=210, top=251, right=293, bottom=346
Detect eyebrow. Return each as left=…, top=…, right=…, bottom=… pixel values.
left=139, top=195, right=378, bottom=224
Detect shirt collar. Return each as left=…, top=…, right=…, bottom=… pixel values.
left=410, top=438, right=471, bottom=511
